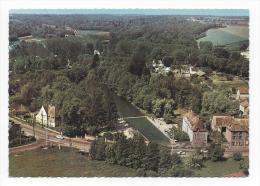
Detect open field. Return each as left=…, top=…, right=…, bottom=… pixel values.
left=9, top=147, right=137, bottom=177
left=76, top=30, right=110, bottom=37
left=126, top=117, right=169, bottom=143
left=197, top=25, right=248, bottom=46
left=218, top=26, right=249, bottom=38
left=195, top=158, right=249, bottom=177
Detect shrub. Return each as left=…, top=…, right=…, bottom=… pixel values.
left=233, top=152, right=242, bottom=161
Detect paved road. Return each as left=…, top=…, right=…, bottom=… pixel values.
left=9, top=117, right=92, bottom=153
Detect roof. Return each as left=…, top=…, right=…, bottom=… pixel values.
left=238, top=87, right=249, bottom=94
left=184, top=111, right=206, bottom=132
left=228, top=118, right=249, bottom=132
left=240, top=100, right=249, bottom=108
left=212, top=116, right=234, bottom=127
left=212, top=116, right=248, bottom=132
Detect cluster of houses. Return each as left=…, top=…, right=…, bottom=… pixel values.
left=152, top=60, right=207, bottom=79
left=181, top=87, right=249, bottom=152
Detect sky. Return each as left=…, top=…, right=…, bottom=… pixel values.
left=10, top=9, right=249, bottom=16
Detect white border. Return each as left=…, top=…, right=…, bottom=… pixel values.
left=1, top=0, right=260, bottom=186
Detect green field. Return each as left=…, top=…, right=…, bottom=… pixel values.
left=126, top=117, right=169, bottom=143
left=195, top=158, right=249, bottom=177
left=9, top=147, right=137, bottom=177
left=198, top=25, right=249, bottom=46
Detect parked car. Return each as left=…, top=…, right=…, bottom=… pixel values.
left=177, top=151, right=186, bottom=155
left=56, top=135, right=64, bottom=140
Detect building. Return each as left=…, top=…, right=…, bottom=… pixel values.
left=35, top=105, right=60, bottom=127
left=236, top=87, right=249, bottom=100
left=189, top=66, right=206, bottom=77
left=211, top=116, right=249, bottom=148
left=182, top=111, right=208, bottom=147
left=35, top=106, right=48, bottom=126
left=239, top=100, right=249, bottom=116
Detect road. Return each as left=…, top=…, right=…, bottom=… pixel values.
left=9, top=117, right=92, bottom=153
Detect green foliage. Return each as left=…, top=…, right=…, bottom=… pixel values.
left=208, top=144, right=225, bottom=162
left=186, top=153, right=204, bottom=169
left=233, top=152, right=242, bottom=161
left=199, top=41, right=213, bottom=52
left=201, top=91, right=239, bottom=116
left=167, top=126, right=190, bottom=142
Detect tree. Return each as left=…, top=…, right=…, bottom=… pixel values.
left=208, top=144, right=225, bottom=161
left=143, top=95, right=153, bottom=113
left=162, top=56, right=174, bottom=67
left=152, top=99, right=166, bottom=118
left=233, top=152, right=242, bottom=161
left=163, top=99, right=177, bottom=123
left=115, top=40, right=131, bottom=56
left=199, top=41, right=213, bottom=52
left=213, top=47, right=230, bottom=58
left=89, top=139, right=107, bottom=160
left=158, top=148, right=172, bottom=174
left=143, top=142, right=160, bottom=172
left=66, top=65, right=87, bottom=83
left=128, top=51, right=147, bottom=77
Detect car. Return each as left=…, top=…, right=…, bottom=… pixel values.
left=177, top=151, right=186, bottom=155
left=56, top=135, right=64, bottom=140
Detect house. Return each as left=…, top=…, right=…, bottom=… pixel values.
left=35, top=106, right=48, bottom=126
left=236, top=87, right=249, bottom=100
left=182, top=111, right=208, bottom=147
left=189, top=66, right=206, bottom=77
left=239, top=100, right=249, bottom=116
left=211, top=116, right=249, bottom=148
left=35, top=105, right=60, bottom=127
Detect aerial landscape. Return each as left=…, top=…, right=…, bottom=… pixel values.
left=8, top=9, right=249, bottom=177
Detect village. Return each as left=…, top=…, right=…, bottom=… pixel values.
left=8, top=11, right=249, bottom=177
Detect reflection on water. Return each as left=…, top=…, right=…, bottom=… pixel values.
left=113, top=94, right=144, bottom=118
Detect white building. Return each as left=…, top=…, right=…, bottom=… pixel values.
left=182, top=111, right=208, bottom=147
left=35, top=106, right=48, bottom=126
left=35, top=105, right=60, bottom=127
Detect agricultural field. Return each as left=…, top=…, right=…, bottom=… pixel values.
left=126, top=117, right=169, bottom=143
left=197, top=25, right=249, bottom=46
left=9, top=147, right=138, bottom=177
left=76, top=30, right=110, bottom=37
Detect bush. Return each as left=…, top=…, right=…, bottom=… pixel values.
left=208, top=144, right=225, bottom=161
left=233, top=152, right=242, bottom=161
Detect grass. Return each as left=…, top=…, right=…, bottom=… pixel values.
left=197, top=26, right=248, bottom=46
left=9, top=147, right=248, bottom=177
left=9, top=147, right=137, bottom=177
left=126, top=117, right=169, bottom=143
left=194, top=158, right=249, bottom=177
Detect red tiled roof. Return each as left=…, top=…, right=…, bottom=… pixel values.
left=212, top=116, right=248, bottom=132
left=239, top=87, right=249, bottom=94
left=184, top=111, right=207, bottom=132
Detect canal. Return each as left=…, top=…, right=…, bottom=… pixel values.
left=112, top=94, right=169, bottom=143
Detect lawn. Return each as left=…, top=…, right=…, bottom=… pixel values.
left=194, top=158, right=249, bottom=177
left=126, top=117, right=169, bottom=143
left=9, top=147, right=137, bottom=177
